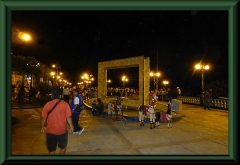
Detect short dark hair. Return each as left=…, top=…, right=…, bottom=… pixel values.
left=52, top=89, right=61, bottom=99
left=73, top=89, right=79, bottom=94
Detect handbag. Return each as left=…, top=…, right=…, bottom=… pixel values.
left=76, top=104, right=85, bottom=112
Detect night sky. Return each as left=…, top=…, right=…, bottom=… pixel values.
left=11, top=10, right=228, bottom=91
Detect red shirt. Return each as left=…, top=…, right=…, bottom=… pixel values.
left=42, top=99, right=71, bottom=135
left=139, top=105, right=149, bottom=115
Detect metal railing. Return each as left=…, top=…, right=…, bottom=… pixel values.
left=177, top=96, right=228, bottom=109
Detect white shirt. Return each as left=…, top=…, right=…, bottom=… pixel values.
left=74, top=97, right=80, bottom=105
left=148, top=106, right=155, bottom=114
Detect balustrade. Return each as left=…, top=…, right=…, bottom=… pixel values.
left=177, top=96, right=228, bottom=109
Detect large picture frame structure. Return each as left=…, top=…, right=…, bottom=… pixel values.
left=98, top=56, right=150, bottom=108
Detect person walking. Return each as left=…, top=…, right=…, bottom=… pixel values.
left=202, top=89, right=211, bottom=110
left=62, top=86, right=70, bottom=104
left=166, top=98, right=173, bottom=128
left=41, top=89, right=74, bottom=155
left=70, top=89, right=84, bottom=135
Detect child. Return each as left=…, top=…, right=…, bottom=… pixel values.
left=148, top=105, right=155, bottom=129
left=138, top=105, right=148, bottom=126
left=110, top=101, right=116, bottom=116
left=166, top=98, right=173, bottom=128
left=92, top=100, right=97, bottom=116
left=155, top=112, right=161, bottom=127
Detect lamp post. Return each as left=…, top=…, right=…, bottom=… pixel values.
left=106, top=80, right=111, bottom=96
left=52, top=64, right=61, bottom=86
left=122, top=76, right=128, bottom=88
left=18, top=32, right=31, bottom=42
left=162, top=80, right=169, bottom=101
left=81, top=74, right=87, bottom=88
left=18, top=32, right=32, bottom=103
left=28, top=62, right=39, bottom=103
left=163, top=80, right=169, bottom=88
left=195, top=64, right=210, bottom=92
left=50, top=71, right=56, bottom=86
left=81, top=73, right=94, bottom=88
left=150, top=72, right=160, bottom=90
left=89, top=75, right=94, bottom=88
left=58, top=72, right=63, bottom=86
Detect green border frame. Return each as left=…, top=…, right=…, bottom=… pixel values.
left=0, top=0, right=238, bottom=164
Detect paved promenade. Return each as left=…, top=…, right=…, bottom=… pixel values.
left=10, top=100, right=231, bottom=163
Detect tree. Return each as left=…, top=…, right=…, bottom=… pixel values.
left=12, top=54, right=43, bottom=103
left=205, top=80, right=228, bottom=98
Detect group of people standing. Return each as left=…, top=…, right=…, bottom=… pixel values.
left=62, top=86, right=98, bottom=104
left=138, top=97, right=173, bottom=129
left=109, top=96, right=123, bottom=120
left=40, top=87, right=175, bottom=155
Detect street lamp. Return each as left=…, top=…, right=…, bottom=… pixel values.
left=18, top=32, right=31, bottom=42
left=150, top=72, right=160, bottom=90
left=162, top=80, right=169, bottom=101
left=81, top=73, right=94, bottom=88
left=106, top=79, right=111, bottom=96
left=195, top=64, right=210, bottom=92
left=163, top=80, right=169, bottom=88
left=89, top=76, right=94, bottom=87
left=81, top=74, right=88, bottom=87
left=17, top=32, right=32, bottom=103
left=57, top=72, right=63, bottom=85
left=52, top=64, right=61, bottom=86
left=50, top=71, right=56, bottom=86
left=122, top=76, right=128, bottom=88
left=77, top=82, right=84, bottom=88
